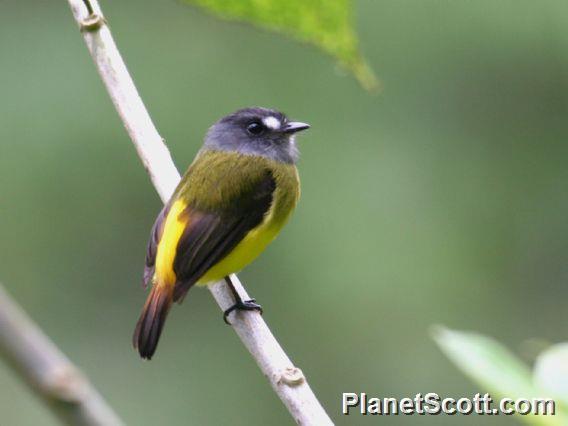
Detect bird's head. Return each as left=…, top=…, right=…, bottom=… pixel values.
left=203, top=107, right=310, bottom=164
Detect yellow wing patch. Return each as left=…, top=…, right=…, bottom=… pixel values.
left=155, top=199, right=188, bottom=287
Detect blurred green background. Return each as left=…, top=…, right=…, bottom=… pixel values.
left=1, top=0, right=567, bottom=424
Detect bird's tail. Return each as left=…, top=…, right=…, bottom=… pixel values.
left=133, top=284, right=173, bottom=360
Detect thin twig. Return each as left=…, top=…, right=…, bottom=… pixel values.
left=0, top=284, right=123, bottom=425
left=65, top=0, right=333, bottom=424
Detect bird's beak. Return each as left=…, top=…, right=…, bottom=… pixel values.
left=282, top=121, right=310, bottom=134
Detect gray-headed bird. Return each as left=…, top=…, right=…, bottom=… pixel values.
left=133, top=107, right=310, bottom=359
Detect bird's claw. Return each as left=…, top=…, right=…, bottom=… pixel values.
left=223, top=299, right=263, bottom=325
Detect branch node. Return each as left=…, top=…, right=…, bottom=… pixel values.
left=276, top=366, right=305, bottom=387
left=0, top=283, right=123, bottom=423
left=80, top=14, right=106, bottom=32
left=42, top=365, right=89, bottom=403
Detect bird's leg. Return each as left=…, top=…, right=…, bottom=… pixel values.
left=223, top=276, right=263, bottom=325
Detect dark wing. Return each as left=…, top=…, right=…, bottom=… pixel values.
left=172, top=170, right=276, bottom=302
left=142, top=204, right=170, bottom=287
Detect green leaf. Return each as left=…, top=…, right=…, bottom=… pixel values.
left=432, top=326, right=566, bottom=426
left=182, top=0, right=379, bottom=92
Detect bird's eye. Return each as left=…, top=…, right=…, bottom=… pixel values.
left=246, top=121, right=264, bottom=135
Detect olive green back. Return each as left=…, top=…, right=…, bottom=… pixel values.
left=175, top=149, right=300, bottom=224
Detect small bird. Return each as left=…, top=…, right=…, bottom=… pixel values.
left=133, top=107, right=310, bottom=359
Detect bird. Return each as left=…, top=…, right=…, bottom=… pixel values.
left=133, top=107, right=310, bottom=359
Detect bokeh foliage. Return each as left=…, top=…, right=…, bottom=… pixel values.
left=434, top=328, right=568, bottom=425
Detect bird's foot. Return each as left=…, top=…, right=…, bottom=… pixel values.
left=223, top=299, right=263, bottom=325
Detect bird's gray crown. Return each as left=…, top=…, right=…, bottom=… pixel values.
left=202, top=107, right=309, bottom=164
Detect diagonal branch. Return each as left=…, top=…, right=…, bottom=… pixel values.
left=65, top=0, right=333, bottom=424
left=0, top=284, right=123, bottom=425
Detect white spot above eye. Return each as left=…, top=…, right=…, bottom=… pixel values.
left=263, top=116, right=281, bottom=130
